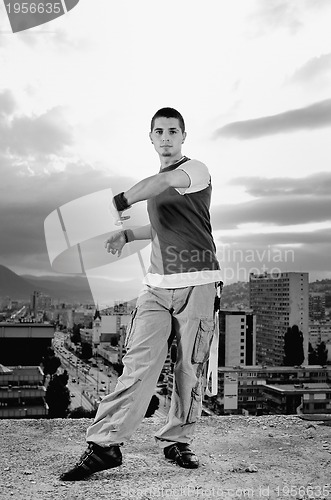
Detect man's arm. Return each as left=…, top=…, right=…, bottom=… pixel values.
left=123, top=169, right=190, bottom=206
left=130, top=224, right=152, bottom=240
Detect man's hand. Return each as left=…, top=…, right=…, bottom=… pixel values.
left=105, top=231, right=126, bottom=257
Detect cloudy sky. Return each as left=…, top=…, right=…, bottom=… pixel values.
left=1, top=0, right=331, bottom=297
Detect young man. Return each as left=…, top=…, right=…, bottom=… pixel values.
left=60, top=107, right=222, bottom=481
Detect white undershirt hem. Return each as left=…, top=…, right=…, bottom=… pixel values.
left=142, top=269, right=223, bottom=289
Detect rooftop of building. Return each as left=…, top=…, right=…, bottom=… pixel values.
left=0, top=365, right=43, bottom=376
left=1, top=415, right=330, bottom=500
left=265, top=382, right=331, bottom=393
left=0, top=322, right=55, bottom=328
left=219, top=308, right=253, bottom=314
left=217, top=365, right=331, bottom=373
left=249, top=271, right=309, bottom=279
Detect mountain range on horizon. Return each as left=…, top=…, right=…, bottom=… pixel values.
left=1, top=264, right=331, bottom=307
left=0, top=264, right=93, bottom=302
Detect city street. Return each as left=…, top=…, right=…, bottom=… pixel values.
left=52, top=334, right=119, bottom=412
left=52, top=332, right=170, bottom=419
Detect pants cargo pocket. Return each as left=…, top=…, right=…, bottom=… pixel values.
left=186, top=385, right=202, bottom=424
left=191, top=318, right=215, bottom=364
left=124, top=307, right=138, bottom=351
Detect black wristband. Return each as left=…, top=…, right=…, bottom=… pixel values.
left=113, top=192, right=131, bottom=212
left=123, top=229, right=134, bottom=243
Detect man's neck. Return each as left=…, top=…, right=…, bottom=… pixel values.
left=159, top=153, right=184, bottom=170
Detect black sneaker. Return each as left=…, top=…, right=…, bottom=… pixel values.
left=60, top=443, right=122, bottom=481
left=164, top=442, right=199, bottom=469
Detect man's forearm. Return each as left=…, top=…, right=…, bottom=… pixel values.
left=113, top=169, right=190, bottom=212
left=124, top=173, right=169, bottom=206
left=124, top=224, right=151, bottom=242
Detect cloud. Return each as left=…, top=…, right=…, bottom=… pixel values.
left=214, top=99, right=331, bottom=140
left=230, top=172, right=331, bottom=197
left=250, top=0, right=331, bottom=35
left=215, top=239, right=331, bottom=283
left=0, top=106, right=73, bottom=155
left=289, top=53, right=331, bottom=85
left=0, top=89, right=73, bottom=155
left=0, top=88, right=148, bottom=275
left=216, top=228, right=331, bottom=247
left=0, top=90, right=15, bottom=116
left=214, top=225, right=331, bottom=283
left=212, top=195, right=331, bottom=230
left=210, top=170, right=331, bottom=280
left=250, top=1, right=302, bottom=34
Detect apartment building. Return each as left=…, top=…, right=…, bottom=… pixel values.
left=249, top=272, right=309, bottom=366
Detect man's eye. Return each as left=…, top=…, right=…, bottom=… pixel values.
left=169, top=131, right=177, bottom=134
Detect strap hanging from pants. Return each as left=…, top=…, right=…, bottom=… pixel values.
left=205, top=281, right=222, bottom=397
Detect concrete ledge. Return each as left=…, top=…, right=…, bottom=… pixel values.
left=1, top=415, right=331, bottom=500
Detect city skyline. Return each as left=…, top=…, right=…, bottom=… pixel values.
left=0, top=1, right=331, bottom=304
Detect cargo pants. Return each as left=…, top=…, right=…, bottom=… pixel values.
left=86, top=282, right=217, bottom=449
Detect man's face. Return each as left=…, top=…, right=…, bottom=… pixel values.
left=149, top=117, right=186, bottom=160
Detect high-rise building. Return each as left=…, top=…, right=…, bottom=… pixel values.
left=219, top=309, right=256, bottom=367
left=309, top=292, right=326, bottom=320
left=0, top=296, right=12, bottom=310
left=30, top=291, right=52, bottom=315
left=249, top=272, right=309, bottom=366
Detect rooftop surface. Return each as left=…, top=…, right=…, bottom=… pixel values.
left=217, top=365, right=331, bottom=372
left=264, top=382, right=331, bottom=393
left=1, top=415, right=331, bottom=500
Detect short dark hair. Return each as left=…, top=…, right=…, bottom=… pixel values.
left=150, top=107, right=185, bottom=134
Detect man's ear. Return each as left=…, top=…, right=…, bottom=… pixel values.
left=149, top=132, right=153, bottom=143
left=182, top=131, right=187, bottom=144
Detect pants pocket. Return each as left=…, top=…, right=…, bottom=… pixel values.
left=124, top=307, right=138, bottom=350
left=191, top=318, right=215, bottom=364
left=186, top=384, right=202, bottom=424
